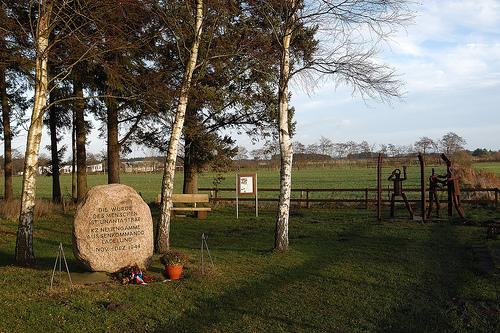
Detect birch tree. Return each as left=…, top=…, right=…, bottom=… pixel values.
left=156, top=0, right=205, bottom=253
left=275, top=0, right=295, bottom=251
left=13, top=0, right=144, bottom=264
left=15, top=0, right=52, bottom=264
left=251, top=0, right=413, bottom=251
left=138, top=2, right=278, bottom=195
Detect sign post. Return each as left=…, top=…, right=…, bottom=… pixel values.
left=236, top=173, right=258, bottom=219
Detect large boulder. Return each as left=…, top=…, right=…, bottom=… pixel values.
left=73, top=184, right=154, bottom=273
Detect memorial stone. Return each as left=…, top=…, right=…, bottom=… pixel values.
left=73, top=184, right=154, bottom=273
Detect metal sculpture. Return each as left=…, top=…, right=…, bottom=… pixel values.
left=418, top=153, right=426, bottom=222
left=377, top=153, right=383, bottom=221
left=439, top=154, right=465, bottom=218
left=426, top=168, right=443, bottom=219
left=388, top=166, right=414, bottom=219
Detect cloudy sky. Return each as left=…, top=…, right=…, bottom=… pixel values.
left=234, top=0, right=500, bottom=152
left=7, top=0, right=500, bottom=158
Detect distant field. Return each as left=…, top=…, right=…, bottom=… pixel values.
left=473, top=162, right=500, bottom=175
left=1, top=162, right=498, bottom=203
left=0, top=165, right=444, bottom=203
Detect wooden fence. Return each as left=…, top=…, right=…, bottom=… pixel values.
left=199, top=187, right=499, bottom=208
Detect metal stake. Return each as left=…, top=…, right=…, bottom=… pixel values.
left=200, top=233, right=214, bottom=275
left=50, top=243, right=73, bottom=289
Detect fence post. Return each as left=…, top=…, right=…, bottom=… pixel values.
left=418, top=153, right=426, bottom=222
left=377, top=153, right=383, bottom=221
left=300, top=190, right=305, bottom=208
left=306, top=190, right=310, bottom=209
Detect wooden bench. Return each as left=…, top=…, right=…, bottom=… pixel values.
left=156, top=193, right=211, bottom=219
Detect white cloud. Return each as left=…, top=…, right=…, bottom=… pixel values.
left=385, top=0, right=500, bottom=93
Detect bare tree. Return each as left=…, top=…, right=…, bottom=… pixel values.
left=378, top=143, right=388, bottom=155
left=345, top=140, right=360, bottom=157
left=234, top=146, right=249, bottom=160
left=333, top=142, right=348, bottom=158
left=387, top=143, right=406, bottom=157
left=251, top=148, right=266, bottom=160
left=263, top=139, right=280, bottom=160
left=318, top=136, right=333, bottom=156
left=439, top=132, right=466, bottom=155
left=414, top=136, right=437, bottom=154
left=251, top=0, right=413, bottom=250
left=293, top=141, right=306, bottom=154
left=306, top=143, right=319, bottom=155
left=359, top=141, right=371, bottom=154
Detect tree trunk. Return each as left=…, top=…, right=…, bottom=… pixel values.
left=15, top=2, right=52, bottom=265
left=183, top=136, right=198, bottom=194
left=74, top=75, right=87, bottom=202
left=274, top=13, right=294, bottom=252
left=48, top=97, right=61, bottom=203
left=106, top=94, right=120, bottom=184
left=0, top=67, right=13, bottom=201
left=183, top=166, right=198, bottom=194
left=71, top=107, right=77, bottom=201
left=182, top=106, right=199, bottom=194
left=156, top=0, right=204, bottom=253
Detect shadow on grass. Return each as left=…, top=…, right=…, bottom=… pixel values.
left=155, top=252, right=339, bottom=331
left=155, top=220, right=498, bottom=333
left=0, top=248, right=85, bottom=272
left=153, top=222, right=399, bottom=332
left=0, top=235, right=86, bottom=272
left=373, top=222, right=498, bottom=333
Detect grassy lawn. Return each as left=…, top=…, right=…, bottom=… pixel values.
left=0, top=205, right=498, bottom=332
left=1, top=161, right=498, bottom=198
left=0, top=164, right=498, bottom=332
left=473, top=162, right=500, bottom=176
left=3, top=161, right=499, bottom=203
left=0, top=163, right=461, bottom=203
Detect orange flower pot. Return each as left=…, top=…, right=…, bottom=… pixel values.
left=166, top=264, right=183, bottom=280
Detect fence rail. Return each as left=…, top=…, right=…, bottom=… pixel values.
left=199, top=187, right=499, bottom=208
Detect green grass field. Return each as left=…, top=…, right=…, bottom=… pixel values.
left=0, top=164, right=498, bottom=332
left=473, top=162, right=500, bottom=175
left=0, top=206, right=498, bottom=332
left=3, top=161, right=499, bottom=203
left=0, top=163, right=469, bottom=202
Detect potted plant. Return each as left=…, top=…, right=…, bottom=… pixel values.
left=160, top=250, right=188, bottom=280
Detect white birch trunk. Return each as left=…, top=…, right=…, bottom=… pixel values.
left=155, top=0, right=204, bottom=253
left=15, top=1, right=52, bottom=264
left=275, top=16, right=294, bottom=251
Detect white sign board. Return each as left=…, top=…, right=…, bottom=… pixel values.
left=237, top=173, right=256, bottom=196
left=239, top=176, right=254, bottom=194
left=236, top=173, right=258, bottom=218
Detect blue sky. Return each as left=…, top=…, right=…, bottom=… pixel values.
left=6, top=0, right=500, bottom=159
left=235, top=0, right=500, bottom=152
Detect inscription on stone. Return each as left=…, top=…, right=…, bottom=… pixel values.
left=73, top=184, right=154, bottom=273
